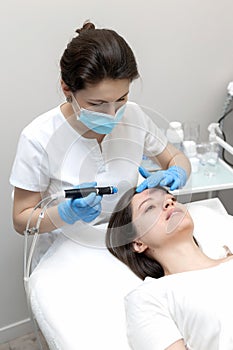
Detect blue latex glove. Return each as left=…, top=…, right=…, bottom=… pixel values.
left=136, top=165, right=187, bottom=192
left=58, top=182, right=102, bottom=224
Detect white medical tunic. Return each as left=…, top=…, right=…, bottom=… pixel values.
left=125, top=259, right=233, bottom=350
left=10, top=101, right=167, bottom=257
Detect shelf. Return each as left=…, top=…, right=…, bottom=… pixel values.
left=173, top=159, right=233, bottom=195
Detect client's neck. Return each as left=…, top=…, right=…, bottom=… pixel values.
left=156, top=241, right=230, bottom=276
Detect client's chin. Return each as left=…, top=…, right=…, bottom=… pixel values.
left=166, top=211, right=194, bottom=235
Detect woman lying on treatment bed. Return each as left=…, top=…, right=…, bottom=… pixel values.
left=106, top=186, right=233, bottom=350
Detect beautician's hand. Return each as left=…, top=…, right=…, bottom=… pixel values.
left=136, top=166, right=187, bottom=192
left=58, top=182, right=102, bottom=224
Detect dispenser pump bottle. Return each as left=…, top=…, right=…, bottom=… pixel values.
left=166, top=121, right=184, bottom=150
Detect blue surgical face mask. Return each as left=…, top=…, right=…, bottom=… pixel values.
left=71, top=95, right=126, bottom=134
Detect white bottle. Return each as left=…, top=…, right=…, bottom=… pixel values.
left=166, top=121, right=184, bottom=150
left=183, top=140, right=200, bottom=173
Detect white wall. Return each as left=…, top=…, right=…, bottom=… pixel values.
left=1, top=0, right=233, bottom=343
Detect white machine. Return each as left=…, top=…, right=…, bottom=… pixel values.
left=208, top=122, right=233, bottom=156
left=208, top=81, right=233, bottom=157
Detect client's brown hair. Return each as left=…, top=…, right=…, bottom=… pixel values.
left=106, top=187, right=166, bottom=280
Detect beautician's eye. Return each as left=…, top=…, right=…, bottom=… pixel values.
left=117, top=97, right=127, bottom=102
left=88, top=102, right=103, bottom=106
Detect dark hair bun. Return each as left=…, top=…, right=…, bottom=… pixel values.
left=76, top=21, right=95, bottom=34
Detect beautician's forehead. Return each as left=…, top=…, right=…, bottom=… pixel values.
left=79, top=79, right=130, bottom=102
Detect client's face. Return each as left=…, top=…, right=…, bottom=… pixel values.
left=131, top=188, right=194, bottom=250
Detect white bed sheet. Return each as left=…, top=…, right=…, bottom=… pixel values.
left=29, top=236, right=141, bottom=350
left=187, top=198, right=233, bottom=258
left=28, top=198, right=233, bottom=350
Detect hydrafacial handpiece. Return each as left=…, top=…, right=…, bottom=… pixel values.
left=63, top=186, right=118, bottom=199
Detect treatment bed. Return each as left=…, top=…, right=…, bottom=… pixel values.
left=25, top=197, right=233, bottom=349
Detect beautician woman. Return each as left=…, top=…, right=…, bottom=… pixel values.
left=10, top=21, right=190, bottom=265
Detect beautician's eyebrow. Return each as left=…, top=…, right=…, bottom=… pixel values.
left=88, top=91, right=129, bottom=104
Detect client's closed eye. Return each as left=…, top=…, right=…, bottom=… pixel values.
left=145, top=205, right=156, bottom=213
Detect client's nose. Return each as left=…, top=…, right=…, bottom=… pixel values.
left=163, top=197, right=175, bottom=209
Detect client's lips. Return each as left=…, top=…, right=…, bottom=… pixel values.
left=166, top=208, right=183, bottom=220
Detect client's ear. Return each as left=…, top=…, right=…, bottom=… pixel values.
left=132, top=240, right=148, bottom=253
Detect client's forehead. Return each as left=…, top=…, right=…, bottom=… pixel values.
left=136, top=187, right=168, bottom=198
left=132, top=187, right=168, bottom=207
